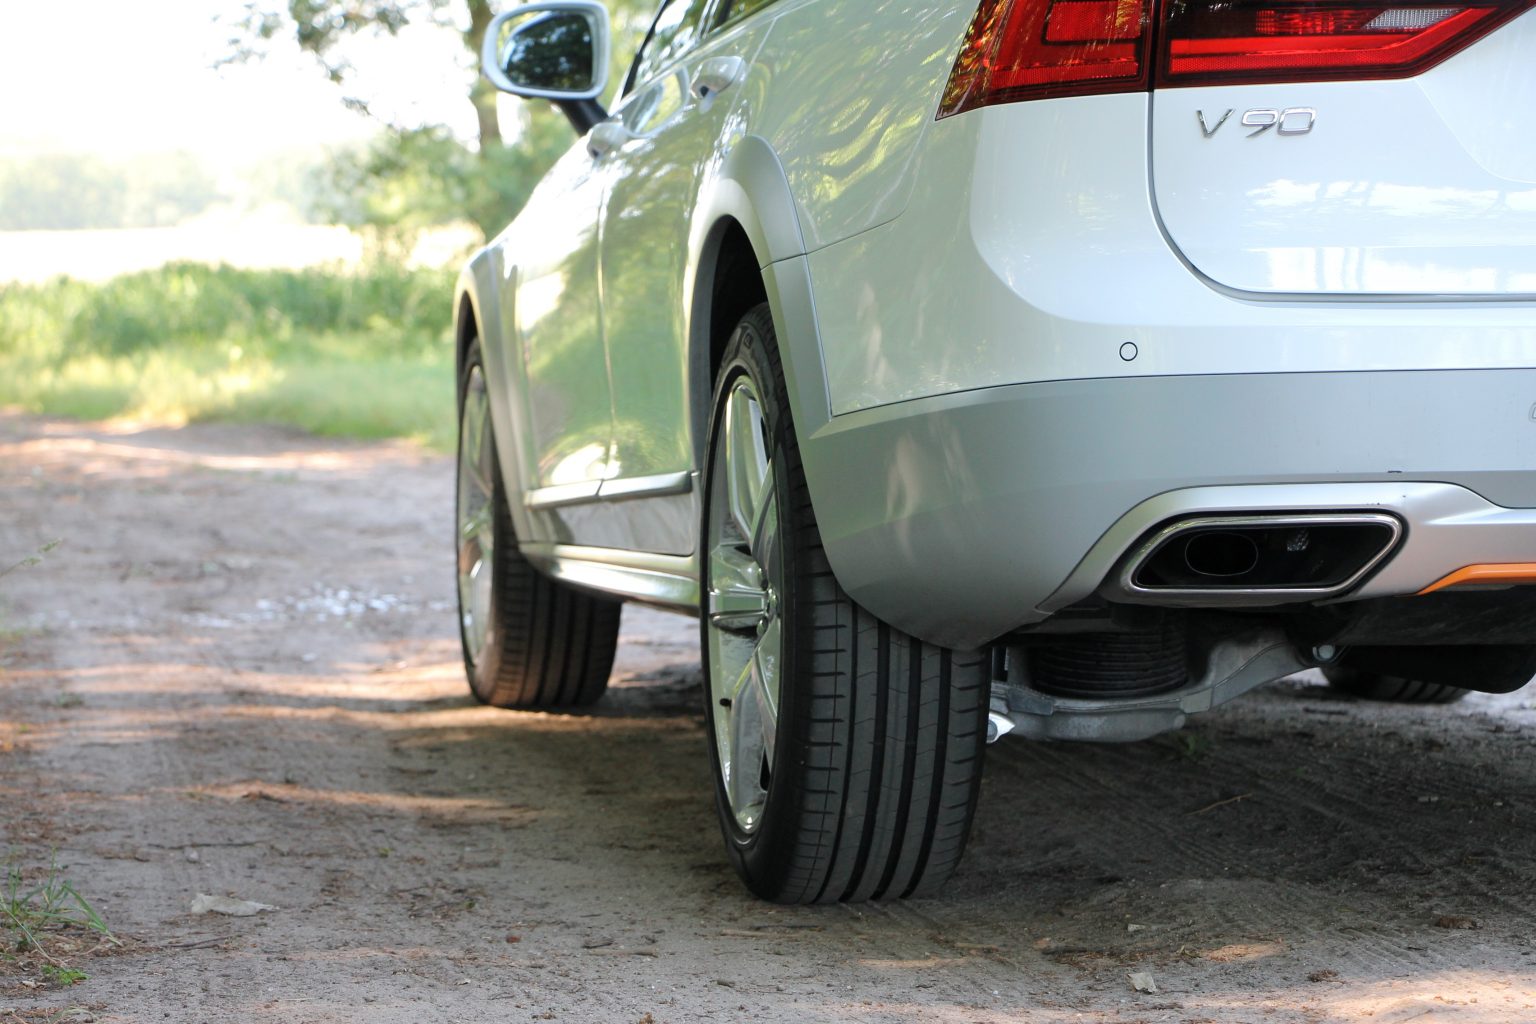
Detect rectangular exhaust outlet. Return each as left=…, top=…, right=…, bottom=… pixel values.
left=1112, top=512, right=1403, bottom=607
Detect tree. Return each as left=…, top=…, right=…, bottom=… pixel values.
left=223, top=0, right=655, bottom=240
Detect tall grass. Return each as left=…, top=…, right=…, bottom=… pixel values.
left=0, top=261, right=457, bottom=449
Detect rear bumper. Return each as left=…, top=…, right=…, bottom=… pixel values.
left=797, top=368, right=1536, bottom=650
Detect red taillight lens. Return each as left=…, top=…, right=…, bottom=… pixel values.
left=1160, top=1, right=1526, bottom=84
left=1045, top=0, right=1147, bottom=40
left=937, top=0, right=1150, bottom=117
left=938, top=0, right=1534, bottom=115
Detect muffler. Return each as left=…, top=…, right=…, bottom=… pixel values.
left=1111, top=512, right=1402, bottom=606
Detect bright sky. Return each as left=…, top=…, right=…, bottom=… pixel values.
left=0, top=0, right=478, bottom=165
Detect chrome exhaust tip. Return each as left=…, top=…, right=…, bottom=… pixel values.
left=1110, top=512, right=1402, bottom=606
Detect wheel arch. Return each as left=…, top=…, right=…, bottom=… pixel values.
left=454, top=259, right=491, bottom=400
left=686, top=135, right=829, bottom=471
left=688, top=218, right=767, bottom=472
left=454, top=279, right=480, bottom=394
left=454, top=249, right=544, bottom=547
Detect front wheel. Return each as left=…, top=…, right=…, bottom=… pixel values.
left=455, top=341, right=620, bottom=708
left=700, top=304, right=990, bottom=904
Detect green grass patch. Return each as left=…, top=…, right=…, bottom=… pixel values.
left=0, top=262, right=457, bottom=450
left=2, top=853, right=119, bottom=987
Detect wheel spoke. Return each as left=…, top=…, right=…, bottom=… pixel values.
left=709, top=545, right=767, bottom=630
left=459, top=502, right=493, bottom=546
left=707, top=372, right=784, bottom=835
left=750, top=617, right=781, bottom=764
left=460, top=551, right=493, bottom=655
left=459, top=386, right=493, bottom=500
left=726, top=657, right=759, bottom=816
left=722, top=612, right=782, bottom=821
left=456, top=368, right=496, bottom=669
left=749, top=476, right=778, bottom=569
left=725, top=385, right=770, bottom=544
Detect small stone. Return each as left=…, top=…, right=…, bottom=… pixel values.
left=1434, top=915, right=1479, bottom=930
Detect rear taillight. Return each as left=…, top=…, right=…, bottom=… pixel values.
left=938, top=0, right=1151, bottom=116
left=938, top=0, right=1535, bottom=116
left=1161, top=1, right=1529, bottom=83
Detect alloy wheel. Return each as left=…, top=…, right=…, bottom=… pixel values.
left=456, top=364, right=496, bottom=672
left=705, top=374, right=784, bottom=834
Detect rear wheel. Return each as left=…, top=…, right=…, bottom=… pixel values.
left=1319, top=643, right=1536, bottom=704
left=701, top=304, right=990, bottom=904
left=455, top=341, right=620, bottom=708
left=1323, top=667, right=1467, bottom=705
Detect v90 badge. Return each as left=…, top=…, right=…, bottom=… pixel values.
left=1198, top=107, right=1317, bottom=138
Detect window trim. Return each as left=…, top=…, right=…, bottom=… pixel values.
left=622, top=0, right=728, bottom=97
left=621, top=1, right=671, bottom=97
left=710, top=0, right=781, bottom=31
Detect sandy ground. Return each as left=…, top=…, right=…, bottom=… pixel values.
left=3, top=410, right=1536, bottom=1023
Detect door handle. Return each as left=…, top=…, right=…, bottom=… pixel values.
left=587, top=121, right=631, bottom=159
left=691, top=56, right=747, bottom=107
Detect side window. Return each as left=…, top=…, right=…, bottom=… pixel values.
left=630, top=0, right=714, bottom=88
left=715, top=0, right=780, bottom=27
left=622, top=71, right=690, bottom=136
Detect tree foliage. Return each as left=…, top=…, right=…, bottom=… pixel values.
left=313, top=117, right=572, bottom=248
left=224, top=0, right=657, bottom=241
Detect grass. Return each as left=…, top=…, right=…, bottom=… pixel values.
left=0, top=541, right=61, bottom=583
left=1161, top=729, right=1215, bottom=763
left=0, top=262, right=457, bottom=450
left=1, top=855, right=119, bottom=988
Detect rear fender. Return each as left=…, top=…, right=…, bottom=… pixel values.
left=687, top=135, right=832, bottom=466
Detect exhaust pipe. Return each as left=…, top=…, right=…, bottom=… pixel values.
left=1112, top=512, right=1402, bottom=606
left=1182, top=531, right=1260, bottom=578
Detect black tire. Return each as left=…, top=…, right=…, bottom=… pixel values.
left=700, top=303, right=990, bottom=904
left=455, top=341, right=620, bottom=709
left=1323, top=666, right=1467, bottom=704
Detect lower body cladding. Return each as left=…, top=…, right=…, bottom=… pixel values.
left=795, top=367, right=1536, bottom=743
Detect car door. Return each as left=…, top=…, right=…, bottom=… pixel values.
left=595, top=0, right=775, bottom=554
left=501, top=140, right=616, bottom=520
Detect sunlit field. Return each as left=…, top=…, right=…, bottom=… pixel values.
left=0, top=219, right=479, bottom=284
left=0, top=222, right=359, bottom=285
left=0, top=220, right=475, bottom=450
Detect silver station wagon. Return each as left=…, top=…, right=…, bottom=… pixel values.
left=453, top=0, right=1536, bottom=901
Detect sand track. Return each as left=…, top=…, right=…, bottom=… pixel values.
left=3, top=410, right=1535, bottom=1022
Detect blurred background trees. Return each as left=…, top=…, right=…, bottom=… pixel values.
left=0, top=1, right=659, bottom=445
left=0, top=152, right=221, bottom=231
left=221, top=0, right=655, bottom=242
left=0, top=1, right=654, bottom=240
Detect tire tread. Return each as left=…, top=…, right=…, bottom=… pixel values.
left=457, top=342, right=620, bottom=710
left=1324, top=666, right=1467, bottom=705
left=709, top=305, right=988, bottom=904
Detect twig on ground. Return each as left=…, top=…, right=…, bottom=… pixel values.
left=1187, top=793, right=1253, bottom=816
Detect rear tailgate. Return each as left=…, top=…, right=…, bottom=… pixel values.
left=1150, top=4, right=1536, bottom=296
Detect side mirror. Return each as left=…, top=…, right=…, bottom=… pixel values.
left=481, top=1, right=611, bottom=102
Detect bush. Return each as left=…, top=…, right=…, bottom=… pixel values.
left=0, top=262, right=457, bottom=449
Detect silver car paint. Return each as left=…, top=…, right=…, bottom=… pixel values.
left=793, top=368, right=1536, bottom=649
left=458, top=0, right=1536, bottom=653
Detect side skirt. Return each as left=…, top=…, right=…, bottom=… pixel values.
left=520, top=543, right=700, bottom=614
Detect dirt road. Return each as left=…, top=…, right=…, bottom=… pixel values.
left=3, top=409, right=1536, bottom=1023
